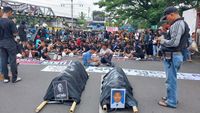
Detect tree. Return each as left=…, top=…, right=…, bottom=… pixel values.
left=76, top=12, right=87, bottom=28
left=95, top=0, right=199, bottom=28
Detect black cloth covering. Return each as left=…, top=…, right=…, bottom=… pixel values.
left=43, top=61, right=89, bottom=104
left=100, top=67, right=138, bottom=111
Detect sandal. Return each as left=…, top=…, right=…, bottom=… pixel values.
left=158, top=100, right=176, bottom=108
left=162, top=97, right=167, bottom=100
left=161, top=97, right=179, bottom=104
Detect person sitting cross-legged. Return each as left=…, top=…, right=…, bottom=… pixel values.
left=82, top=47, right=100, bottom=67
left=99, top=43, right=114, bottom=67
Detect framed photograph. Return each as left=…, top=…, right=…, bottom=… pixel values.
left=110, top=88, right=126, bottom=109
left=53, top=80, right=69, bottom=101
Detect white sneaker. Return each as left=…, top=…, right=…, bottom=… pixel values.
left=3, top=79, right=9, bottom=83
left=57, top=55, right=62, bottom=60
left=53, top=54, right=58, bottom=60
left=12, top=77, right=22, bottom=83
left=136, top=58, right=141, bottom=61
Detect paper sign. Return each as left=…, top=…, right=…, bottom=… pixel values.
left=53, top=80, right=69, bottom=101
left=110, top=89, right=126, bottom=109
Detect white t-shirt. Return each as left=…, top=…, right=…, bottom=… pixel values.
left=111, top=102, right=124, bottom=108
left=99, top=48, right=113, bottom=56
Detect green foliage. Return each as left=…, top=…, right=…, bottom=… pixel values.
left=15, top=15, right=40, bottom=26
left=95, top=0, right=199, bottom=28
left=76, top=12, right=87, bottom=28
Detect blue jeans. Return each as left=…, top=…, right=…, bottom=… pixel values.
left=153, top=45, right=157, bottom=56
left=163, top=53, right=183, bottom=107
left=181, top=48, right=189, bottom=61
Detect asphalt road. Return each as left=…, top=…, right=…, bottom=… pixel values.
left=0, top=58, right=200, bottom=113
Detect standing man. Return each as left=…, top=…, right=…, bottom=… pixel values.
left=0, top=7, right=3, bottom=80
left=18, top=20, right=27, bottom=43
left=0, top=7, right=22, bottom=83
left=158, top=6, right=190, bottom=108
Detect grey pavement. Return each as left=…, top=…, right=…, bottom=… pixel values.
left=0, top=58, right=200, bottom=113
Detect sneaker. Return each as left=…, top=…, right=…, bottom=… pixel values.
left=136, top=58, right=141, bottom=61
left=3, top=79, right=10, bottom=83
left=106, top=63, right=111, bottom=66
left=111, top=63, right=115, bottom=67
left=12, top=77, right=22, bottom=83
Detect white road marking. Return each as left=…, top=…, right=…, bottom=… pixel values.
left=99, top=75, right=106, bottom=113
left=41, top=66, right=200, bottom=81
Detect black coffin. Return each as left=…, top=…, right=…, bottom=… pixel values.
left=100, top=67, right=138, bottom=111
left=43, top=61, right=89, bottom=104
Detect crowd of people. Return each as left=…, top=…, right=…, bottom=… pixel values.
left=8, top=19, right=198, bottom=68
left=0, top=5, right=200, bottom=112
left=16, top=26, right=170, bottom=61
left=0, top=6, right=198, bottom=83
left=16, top=27, right=168, bottom=65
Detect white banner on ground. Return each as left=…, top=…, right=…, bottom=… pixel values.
left=86, top=67, right=200, bottom=81
left=41, top=66, right=200, bottom=80
left=41, top=60, right=70, bottom=65
left=41, top=66, right=67, bottom=72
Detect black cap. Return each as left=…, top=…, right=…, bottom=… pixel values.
left=3, top=6, right=13, bottom=13
left=90, top=46, right=97, bottom=51
left=21, top=21, right=26, bottom=25
left=160, top=6, right=178, bottom=21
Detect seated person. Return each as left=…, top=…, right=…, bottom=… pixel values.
left=41, top=49, right=51, bottom=60
left=123, top=43, right=134, bottom=59
left=61, top=42, right=71, bottom=56
left=134, top=41, right=145, bottom=60
left=53, top=41, right=63, bottom=60
left=82, top=47, right=100, bottom=67
left=35, top=38, right=41, bottom=49
left=112, top=42, right=124, bottom=57
left=68, top=42, right=78, bottom=55
left=41, top=47, right=51, bottom=60
left=99, top=43, right=114, bottom=66
left=23, top=41, right=37, bottom=58
left=38, top=41, right=51, bottom=60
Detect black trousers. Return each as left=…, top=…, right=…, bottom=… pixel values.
left=101, top=54, right=113, bottom=65
left=19, top=35, right=27, bottom=42
left=0, top=46, right=18, bottom=81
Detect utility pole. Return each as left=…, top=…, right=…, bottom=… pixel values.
left=88, top=7, right=90, bottom=19
left=71, top=0, right=73, bottom=31
left=1, top=0, right=3, bottom=7
left=61, top=1, right=85, bottom=30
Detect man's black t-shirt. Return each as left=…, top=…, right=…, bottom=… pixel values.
left=69, top=45, right=77, bottom=51
left=18, top=24, right=26, bottom=36
left=0, top=18, right=17, bottom=48
left=55, top=45, right=64, bottom=54
left=0, top=18, right=17, bottom=40
left=84, top=45, right=90, bottom=52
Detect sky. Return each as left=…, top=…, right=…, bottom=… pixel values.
left=9, top=0, right=102, bottom=18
